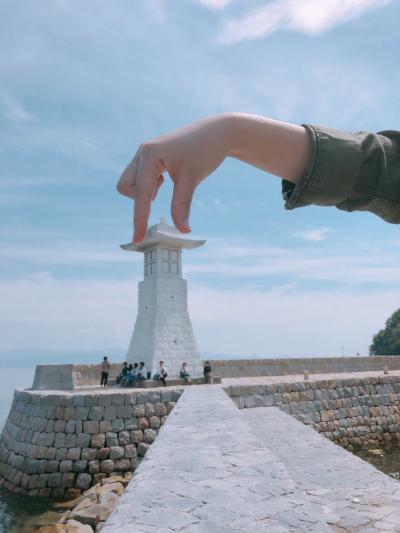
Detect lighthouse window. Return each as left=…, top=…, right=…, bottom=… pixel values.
left=161, top=248, right=179, bottom=275
left=145, top=249, right=157, bottom=277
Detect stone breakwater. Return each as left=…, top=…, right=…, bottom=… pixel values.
left=0, top=387, right=183, bottom=499
left=212, top=355, right=400, bottom=378
left=227, top=375, right=400, bottom=450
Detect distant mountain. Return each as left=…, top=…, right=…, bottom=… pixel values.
left=0, top=349, right=123, bottom=368
left=0, top=349, right=344, bottom=368
left=0, top=349, right=245, bottom=368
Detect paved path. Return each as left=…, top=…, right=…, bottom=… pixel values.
left=102, top=385, right=400, bottom=532
left=243, top=407, right=400, bottom=532
left=103, top=386, right=333, bottom=532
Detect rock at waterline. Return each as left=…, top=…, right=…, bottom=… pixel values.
left=36, top=520, right=93, bottom=532
left=368, top=448, right=384, bottom=456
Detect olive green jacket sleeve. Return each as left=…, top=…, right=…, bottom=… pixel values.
left=282, top=125, right=400, bottom=224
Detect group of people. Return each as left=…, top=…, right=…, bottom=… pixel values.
left=117, top=361, right=147, bottom=387
left=99, top=356, right=213, bottom=387
left=115, top=360, right=167, bottom=387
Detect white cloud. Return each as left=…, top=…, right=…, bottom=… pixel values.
left=1, top=233, right=399, bottom=284
left=186, top=259, right=400, bottom=283
left=185, top=240, right=400, bottom=284
left=212, top=197, right=229, bottom=212
left=184, top=50, right=388, bottom=128
left=196, top=0, right=235, bottom=10
left=0, top=274, right=136, bottom=351
left=144, top=0, right=168, bottom=24
left=190, top=284, right=400, bottom=356
left=293, top=227, right=332, bottom=241
left=0, top=228, right=63, bottom=240
left=193, top=199, right=206, bottom=209
left=0, top=243, right=138, bottom=266
left=218, top=244, right=288, bottom=257
left=0, top=122, right=100, bottom=161
left=1, top=94, right=37, bottom=123
left=0, top=177, right=73, bottom=207
left=218, top=0, right=391, bottom=44
left=0, top=177, right=65, bottom=188
left=0, top=273, right=398, bottom=357
left=193, top=197, right=241, bottom=215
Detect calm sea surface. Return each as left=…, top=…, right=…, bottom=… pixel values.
left=353, top=444, right=400, bottom=476
left=0, top=369, right=35, bottom=427
left=0, top=368, right=56, bottom=532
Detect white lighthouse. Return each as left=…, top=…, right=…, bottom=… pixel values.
left=121, top=219, right=205, bottom=378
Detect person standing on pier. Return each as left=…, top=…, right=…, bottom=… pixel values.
left=203, top=361, right=213, bottom=384
left=100, top=356, right=110, bottom=387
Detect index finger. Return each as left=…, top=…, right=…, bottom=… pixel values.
left=133, top=166, right=157, bottom=243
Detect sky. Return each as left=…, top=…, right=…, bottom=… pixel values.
left=1, top=0, right=400, bottom=362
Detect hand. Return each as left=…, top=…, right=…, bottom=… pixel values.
left=117, top=113, right=309, bottom=243
left=117, top=114, right=233, bottom=243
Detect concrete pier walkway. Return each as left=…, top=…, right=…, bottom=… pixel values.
left=244, top=407, right=400, bottom=532
left=102, top=385, right=400, bottom=532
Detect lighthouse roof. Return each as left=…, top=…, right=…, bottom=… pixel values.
left=121, top=218, right=206, bottom=252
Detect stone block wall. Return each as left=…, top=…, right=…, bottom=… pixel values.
left=33, top=364, right=124, bottom=390
left=213, top=356, right=400, bottom=378
left=226, top=375, right=400, bottom=450
left=0, top=388, right=183, bottom=499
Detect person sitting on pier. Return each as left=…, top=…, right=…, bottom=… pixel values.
left=137, top=362, right=147, bottom=385
left=180, top=362, right=192, bottom=385
left=116, top=361, right=128, bottom=385
left=127, top=362, right=139, bottom=386
left=119, top=363, right=133, bottom=387
left=153, top=360, right=168, bottom=386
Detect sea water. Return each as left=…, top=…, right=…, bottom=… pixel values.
left=354, top=444, right=400, bottom=477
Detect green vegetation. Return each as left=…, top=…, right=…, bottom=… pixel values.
left=370, top=309, right=400, bottom=356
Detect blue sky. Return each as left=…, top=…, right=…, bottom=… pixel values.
left=1, top=0, right=400, bottom=360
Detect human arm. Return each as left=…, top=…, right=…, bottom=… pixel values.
left=117, top=113, right=310, bottom=243
left=117, top=114, right=400, bottom=238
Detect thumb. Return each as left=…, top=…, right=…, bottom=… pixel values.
left=171, top=177, right=195, bottom=234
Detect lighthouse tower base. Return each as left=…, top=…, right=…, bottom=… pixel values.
left=127, top=276, right=203, bottom=378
